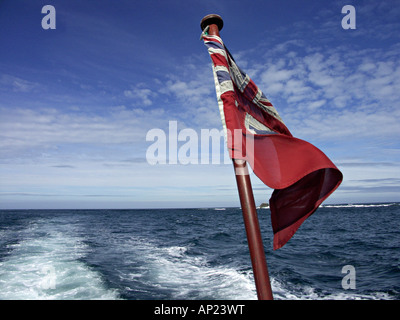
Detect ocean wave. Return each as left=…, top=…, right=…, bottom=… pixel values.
left=322, top=203, right=398, bottom=208
left=0, top=220, right=119, bottom=300
left=122, top=238, right=257, bottom=300
left=118, top=237, right=396, bottom=300
left=271, top=278, right=394, bottom=300
left=1, top=208, right=398, bottom=300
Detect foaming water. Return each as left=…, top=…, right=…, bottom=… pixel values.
left=0, top=206, right=399, bottom=300
left=0, top=218, right=119, bottom=300
left=271, top=278, right=394, bottom=300
left=127, top=240, right=257, bottom=299
left=322, top=203, right=398, bottom=208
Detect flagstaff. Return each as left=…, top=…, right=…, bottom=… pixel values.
left=200, top=14, right=274, bottom=300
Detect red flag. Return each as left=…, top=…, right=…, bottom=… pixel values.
left=203, top=34, right=343, bottom=249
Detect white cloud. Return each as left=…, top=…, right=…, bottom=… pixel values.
left=0, top=104, right=169, bottom=162
left=159, top=64, right=222, bottom=129
left=124, top=84, right=157, bottom=106
left=0, top=74, right=40, bottom=93
left=242, top=41, right=400, bottom=146
left=2, top=8, right=400, bottom=208
left=307, top=99, right=326, bottom=111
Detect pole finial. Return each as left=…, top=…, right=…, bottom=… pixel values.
left=200, top=14, right=223, bottom=31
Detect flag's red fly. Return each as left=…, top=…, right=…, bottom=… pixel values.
left=203, top=34, right=343, bottom=249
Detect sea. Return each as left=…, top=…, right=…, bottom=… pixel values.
left=0, top=203, right=399, bottom=300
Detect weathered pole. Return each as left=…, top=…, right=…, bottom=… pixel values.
left=201, top=14, right=274, bottom=300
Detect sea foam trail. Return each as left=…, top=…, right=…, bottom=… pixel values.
left=0, top=220, right=119, bottom=300
left=129, top=242, right=392, bottom=300
left=322, top=203, right=397, bottom=208
left=271, top=278, right=394, bottom=300
left=155, top=245, right=257, bottom=299
left=120, top=238, right=258, bottom=300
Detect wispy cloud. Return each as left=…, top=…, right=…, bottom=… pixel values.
left=337, top=162, right=399, bottom=168
left=0, top=74, right=40, bottom=93
left=1, top=0, right=399, bottom=208
left=159, top=63, right=221, bottom=128
left=124, top=84, right=157, bottom=106
left=0, top=104, right=167, bottom=162
left=241, top=41, right=400, bottom=146
left=50, top=165, right=76, bottom=168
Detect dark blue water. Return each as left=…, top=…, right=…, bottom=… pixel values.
left=0, top=204, right=399, bottom=300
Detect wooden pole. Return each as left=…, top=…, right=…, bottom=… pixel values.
left=233, top=160, right=273, bottom=300
left=201, top=14, right=273, bottom=300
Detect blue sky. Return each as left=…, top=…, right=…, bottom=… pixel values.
left=1, top=0, right=399, bottom=209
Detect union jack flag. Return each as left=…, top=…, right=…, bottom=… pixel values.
left=203, top=34, right=343, bottom=249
